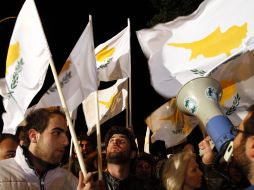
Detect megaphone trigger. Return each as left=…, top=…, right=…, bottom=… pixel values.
left=224, top=141, right=233, bottom=162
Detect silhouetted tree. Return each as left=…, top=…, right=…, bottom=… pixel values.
left=148, top=0, right=204, bottom=27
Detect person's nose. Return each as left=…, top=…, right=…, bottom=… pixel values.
left=82, top=144, right=87, bottom=150
left=112, top=139, right=117, bottom=145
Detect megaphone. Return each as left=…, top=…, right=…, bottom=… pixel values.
left=176, top=77, right=234, bottom=161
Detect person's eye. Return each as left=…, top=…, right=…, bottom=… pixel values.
left=52, top=131, right=61, bottom=135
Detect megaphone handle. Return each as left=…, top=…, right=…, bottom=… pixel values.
left=223, top=141, right=233, bottom=162
left=206, top=115, right=235, bottom=153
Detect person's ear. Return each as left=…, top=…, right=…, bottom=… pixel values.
left=28, top=129, right=38, bottom=143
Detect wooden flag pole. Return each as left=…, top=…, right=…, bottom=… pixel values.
left=126, top=78, right=129, bottom=128
left=127, top=18, right=132, bottom=127
left=0, top=16, right=16, bottom=24
left=89, top=14, right=103, bottom=181
left=68, top=139, right=74, bottom=171
left=68, top=110, right=77, bottom=171
left=95, top=91, right=103, bottom=180
left=126, top=19, right=139, bottom=152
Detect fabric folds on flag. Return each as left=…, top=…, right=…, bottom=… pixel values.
left=0, top=0, right=50, bottom=134
left=146, top=51, right=182, bottom=99
left=96, top=25, right=130, bottom=81
left=83, top=78, right=128, bottom=135
left=207, top=50, right=254, bottom=126
left=145, top=98, right=198, bottom=148
left=34, top=20, right=97, bottom=113
left=137, top=0, right=254, bottom=98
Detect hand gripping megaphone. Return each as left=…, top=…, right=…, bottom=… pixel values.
left=176, top=77, right=234, bottom=161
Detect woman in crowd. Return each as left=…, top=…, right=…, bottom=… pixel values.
left=162, top=149, right=203, bottom=190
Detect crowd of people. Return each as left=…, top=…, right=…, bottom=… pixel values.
left=0, top=105, right=254, bottom=190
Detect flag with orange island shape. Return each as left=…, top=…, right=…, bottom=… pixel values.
left=137, top=0, right=254, bottom=89
left=145, top=98, right=198, bottom=148
left=96, top=23, right=130, bottom=82
left=207, top=50, right=254, bottom=127
left=168, top=23, right=247, bottom=61
left=83, top=78, right=128, bottom=135
left=34, top=19, right=97, bottom=113
left=0, top=0, right=51, bottom=134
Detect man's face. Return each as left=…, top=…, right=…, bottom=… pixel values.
left=77, top=140, right=93, bottom=156
left=0, top=138, right=18, bottom=160
left=233, top=112, right=252, bottom=178
left=135, top=160, right=152, bottom=180
left=233, top=114, right=246, bottom=150
left=33, top=114, right=69, bottom=164
left=106, top=134, right=131, bottom=164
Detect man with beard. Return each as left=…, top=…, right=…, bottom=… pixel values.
left=199, top=136, right=250, bottom=190
left=102, top=125, right=144, bottom=190
left=199, top=105, right=254, bottom=190
left=0, top=107, right=95, bottom=190
left=233, top=105, right=254, bottom=190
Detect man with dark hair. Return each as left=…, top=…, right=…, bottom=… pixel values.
left=0, top=133, right=19, bottom=160
left=199, top=105, right=254, bottom=190
left=71, top=133, right=96, bottom=176
left=0, top=107, right=94, bottom=190
left=15, top=125, right=26, bottom=146
left=233, top=105, right=254, bottom=190
left=102, top=125, right=144, bottom=190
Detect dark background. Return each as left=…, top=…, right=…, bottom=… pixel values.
left=0, top=0, right=203, bottom=150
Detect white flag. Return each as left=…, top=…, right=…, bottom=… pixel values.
left=145, top=98, right=198, bottom=148
left=136, top=17, right=182, bottom=99
left=145, top=51, right=182, bottom=99
left=34, top=20, right=97, bottom=113
left=137, top=0, right=254, bottom=98
left=83, top=78, right=128, bottom=135
left=0, top=0, right=50, bottom=134
left=207, top=50, right=254, bottom=126
left=96, top=25, right=130, bottom=81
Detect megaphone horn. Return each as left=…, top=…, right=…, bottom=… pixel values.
left=176, top=77, right=234, bottom=160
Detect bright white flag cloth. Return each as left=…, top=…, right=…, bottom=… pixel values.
left=206, top=50, right=254, bottom=126
left=144, top=126, right=151, bottom=154
left=137, top=0, right=254, bottom=98
left=145, top=98, right=198, bottom=148
left=83, top=78, right=128, bottom=135
left=0, top=0, right=50, bottom=134
left=34, top=20, right=97, bottom=113
left=145, top=51, right=182, bottom=99
left=96, top=25, right=130, bottom=81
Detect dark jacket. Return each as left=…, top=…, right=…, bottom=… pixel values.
left=202, top=163, right=249, bottom=190
left=245, top=186, right=254, bottom=190
left=102, top=171, right=144, bottom=190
